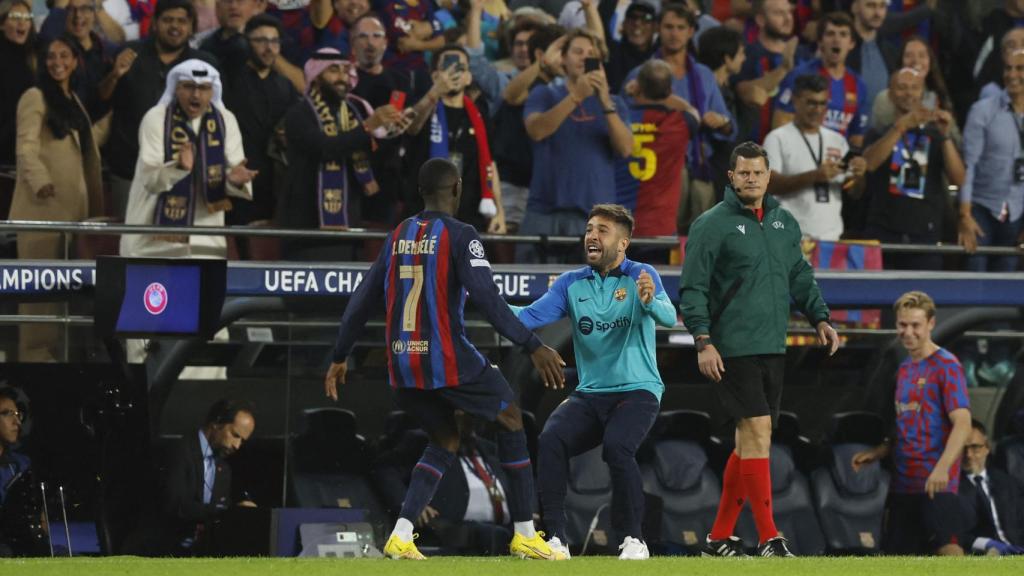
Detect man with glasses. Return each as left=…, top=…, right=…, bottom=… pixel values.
left=198, top=0, right=261, bottom=67
left=99, top=0, right=218, bottom=219
left=120, top=58, right=256, bottom=259
left=0, top=388, right=27, bottom=507
left=607, top=2, right=657, bottom=94
left=42, top=0, right=126, bottom=43
left=350, top=12, right=412, bottom=228
left=764, top=73, right=866, bottom=241
left=623, top=4, right=734, bottom=235
left=958, top=420, right=1024, bottom=555
left=0, top=387, right=30, bottom=557
left=222, top=14, right=297, bottom=234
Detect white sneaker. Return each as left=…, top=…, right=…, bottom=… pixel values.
left=547, top=536, right=571, bottom=560
left=618, top=536, right=649, bottom=560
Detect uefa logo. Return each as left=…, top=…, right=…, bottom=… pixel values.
left=144, top=282, right=168, bottom=315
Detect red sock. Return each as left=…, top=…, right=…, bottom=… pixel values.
left=741, top=458, right=778, bottom=544
left=709, top=452, right=745, bottom=540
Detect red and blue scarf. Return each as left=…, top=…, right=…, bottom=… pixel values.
left=428, top=96, right=496, bottom=217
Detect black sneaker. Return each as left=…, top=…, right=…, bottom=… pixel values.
left=701, top=535, right=747, bottom=557
left=756, top=536, right=795, bottom=557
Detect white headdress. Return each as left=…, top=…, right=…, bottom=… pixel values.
left=158, top=59, right=223, bottom=108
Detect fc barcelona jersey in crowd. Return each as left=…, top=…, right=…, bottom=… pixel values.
left=614, top=105, right=695, bottom=237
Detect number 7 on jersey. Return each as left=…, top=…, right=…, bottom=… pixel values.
left=399, top=265, right=424, bottom=332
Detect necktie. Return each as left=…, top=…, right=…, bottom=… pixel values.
left=204, top=455, right=216, bottom=505
left=974, top=475, right=1000, bottom=537
left=469, top=453, right=504, bottom=525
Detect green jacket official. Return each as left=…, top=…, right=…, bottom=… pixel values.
left=679, top=186, right=830, bottom=358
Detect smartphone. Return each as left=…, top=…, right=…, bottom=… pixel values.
left=441, top=53, right=462, bottom=72
left=839, top=149, right=859, bottom=170
left=389, top=90, right=407, bottom=111
left=584, top=57, right=601, bottom=73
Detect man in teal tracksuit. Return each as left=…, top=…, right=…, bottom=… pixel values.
left=680, top=141, right=839, bottom=557
left=511, top=204, right=677, bottom=560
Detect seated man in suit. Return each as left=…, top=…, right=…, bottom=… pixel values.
left=373, top=411, right=512, bottom=555
left=127, top=399, right=256, bottom=556
left=960, top=420, right=1024, bottom=555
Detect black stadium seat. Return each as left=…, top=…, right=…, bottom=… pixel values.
left=994, top=434, right=1024, bottom=480
left=563, top=446, right=613, bottom=553
left=638, top=410, right=721, bottom=553
left=289, top=408, right=386, bottom=524
left=735, top=444, right=826, bottom=555
left=641, top=438, right=722, bottom=553
left=812, top=442, right=889, bottom=553
left=811, top=411, right=889, bottom=554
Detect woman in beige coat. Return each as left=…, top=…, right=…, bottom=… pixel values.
left=11, top=35, right=108, bottom=362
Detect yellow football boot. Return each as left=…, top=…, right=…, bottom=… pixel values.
left=510, top=531, right=567, bottom=560
left=383, top=532, right=427, bottom=560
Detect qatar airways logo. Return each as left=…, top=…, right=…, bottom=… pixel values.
left=144, top=282, right=168, bottom=315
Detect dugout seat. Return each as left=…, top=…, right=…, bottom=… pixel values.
left=811, top=411, right=889, bottom=554
left=563, top=445, right=614, bottom=553
left=994, top=434, right=1024, bottom=480
left=289, top=408, right=386, bottom=522
left=775, top=411, right=818, bottom=475
left=640, top=439, right=721, bottom=553
left=638, top=411, right=720, bottom=553
left=735, top=444, right=826, bottom=555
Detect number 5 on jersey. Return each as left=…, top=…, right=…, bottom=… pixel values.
left=399, top=265, right=424, bottom=332
left=629, top=133, right=657, bottom=182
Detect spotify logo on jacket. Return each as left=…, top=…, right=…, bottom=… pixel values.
left=578, top=316, right=631, bottom=335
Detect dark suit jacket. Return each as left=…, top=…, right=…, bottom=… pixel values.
left=125, top=432, right=232, bottom=556
left=959, top=468, right=1024, bottom=547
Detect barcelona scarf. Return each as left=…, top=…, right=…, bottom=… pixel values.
left=428, top=96, right=497, bottom=217
left=307, top=88, right=377, bottom=229
left=155, top=102, right=228, bottom=233
left=653, top=50, right=710, bottom=180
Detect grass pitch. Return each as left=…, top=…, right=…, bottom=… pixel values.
left=2, top=556, right=1023, bottom=576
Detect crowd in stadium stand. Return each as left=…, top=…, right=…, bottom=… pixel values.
left=3, top=0, right=1024, bottom=558
left=1, top=0, right=1021, bottom=273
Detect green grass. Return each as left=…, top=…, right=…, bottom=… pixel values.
left=2, top=556, right=1023, bottom=576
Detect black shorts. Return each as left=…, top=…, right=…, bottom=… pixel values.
left=882, top=492, right=968, bottom=554
left=715, top=354, right=785, bottom=426
left=394, top=364, right=515, bottom=433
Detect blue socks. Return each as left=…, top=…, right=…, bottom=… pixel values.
left=498, top=429, right=536, bottom=525
left=398, top=443, right=456, bottom=523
